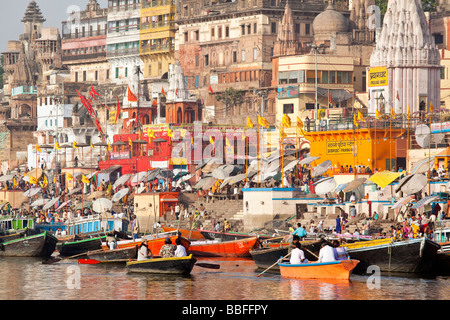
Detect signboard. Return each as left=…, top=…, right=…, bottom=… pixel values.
left=109, top=152, right=130, bottom=160
left=326, top=141, right=355, bottom=155
left=210, top=75, right=218, bottom=85
left=431, top=121, right=450, bottom=134
left=277, top=85, right=299, bottom=99
left=368, top=67, right=388, bottom=87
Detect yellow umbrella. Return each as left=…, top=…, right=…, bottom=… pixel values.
left=368, top=171, right=402, bottom=189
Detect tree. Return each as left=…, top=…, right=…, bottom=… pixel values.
left=214, top=87, right=244, bottom=115
left=0, top=56, right=4, bottom=88
left=376, top=0, right=436, bottom=15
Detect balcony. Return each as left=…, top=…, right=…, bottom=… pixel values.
left=108, top=3, right=140, bottom=13
left=106, top=47, right=140, bottom=58
left=62, top=52, right=107, bottom=63
left=142, top=0, right=174, bottom=8
left=140, top=21, right=175, bottom=31
left=62, top=29, right=107, bottom=40
left=11, top=86, right=37, bottom=96
left=140, top=43, right=174, bottom=55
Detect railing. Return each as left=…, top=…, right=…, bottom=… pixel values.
left=62, top=52, right=106, bottom=62
left=62, top=29, right=107, bottom=40
left=140, top=43, right=174, bottom=54
left=106, top=47, right=140, bottom=57
left=142, top=0, right=174, bottom=8
left=108, top=2, right=140, bottom=13
left=107, top=24, right=140, bottom=34
left=11, top=86, right=37, bottom=96
left=140, top=21, right=175, bottom=31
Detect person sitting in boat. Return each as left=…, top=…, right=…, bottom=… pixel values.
left=292, top=223, right=307, bottom=240
left=318, top=243, right=337, bottom=263
left=174, top=238, right=187, bottom=257
left=159, top=237, right=176, bottom=258
left=137, top=239, right=153, bottom=261
left=332, top=240, right=349, bottom=260
left=106, top=236, right=117, bottom=250
left=290, top=242, right=309, bottom=265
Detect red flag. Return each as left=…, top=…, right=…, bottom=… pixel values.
left=161, top=87, right=166, bottom=96
left=90, top=84, right=101, bottom=97
left=328, top=91, right=332, bottom=104
left=76, top=89, right=95, bottom=117
left=152, top=100, right=157, bottom=107
left=396, top=91, right=400, bottom=101
left=115, top=94, right=121, bottom=124
left=128, top=86, right=138, bottom=102
left=175, top=88, right=179, bottom=96
left=208, top=84, right=214, bottom=94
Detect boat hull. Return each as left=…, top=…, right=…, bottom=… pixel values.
left=108, top=236, right=191, bottom=256
left=162, top=227, right=205, bottom=240
left=0, top=232, right=57, bottom=257
left=189, top=237, right=260, bottom=257
left=200, top=230, right=272, bottom=241
left=279, top=260, right=360, bottom=280
left=57, top=236, right=106, bottom=257
left=86, top=245, right=138, bottom=262
left=346, top=238, right=440, bottom=273
left=250, top=239, right=326, bottom=270
left=126, top=254, right=197, bottom=275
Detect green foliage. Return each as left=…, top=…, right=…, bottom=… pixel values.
left=214, top=87, right=244, bottom=112
left=376, top=0, right=436, bottom=15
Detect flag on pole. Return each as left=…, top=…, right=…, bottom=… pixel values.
left=175, top=88, right=179, bottom=96
left=375, top=109, right=382, bottom=119
left=73, top=141, right=79, bottom=149
left=430, top=101, right=434, bottom=112
left=82, top=175, right=90, bottom=184
left=247, top=117, right=253, bottom=129
left=282, top=114, right=291, bottom=128
left=225, top=137, right=231, bottom=147
left=357, top=111, right=364, bottom=121
left=390, top=106, right=395, bottom=117
left=90, top=84, right=101, bottom=97
left=161, top=87, right=166, bottom=97
left=408, top=105, right=411, bottom=119
left=36, top=144, right=41, bottom=153
left=353, top=114, right=359, bottom=128
left=208, top=84, right=214, bottom=94
left=54, top=141, right=61, bottom=150
left=128, top=137, right=133, bottom=147
left=167, top=128, right=174, bottom=138
left=108, top=142, right=111, bottom=152
left=90, top=140, right=94, bottom=148
left=396, top=91, right=400, bottom=101
left=128, top=86, right=138, bottom=102
left=209, top=136, right=214, bottom=144
left=258, top=115, right=269, bottom=128
left=115, top=94, right=121, bottom=124
left=29, top=176, right=38, bottom=185
left=147, top=128, right=156, bottom=139
left=66, top=172, right=74, bottom=182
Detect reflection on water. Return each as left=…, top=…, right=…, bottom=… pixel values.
left=0, top=256, right=449, bottom=300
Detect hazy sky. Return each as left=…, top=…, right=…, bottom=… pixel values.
left=0, top=0, right=108, bottom=52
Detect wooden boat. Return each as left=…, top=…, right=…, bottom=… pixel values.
left=199, top=229, right=273, bottom=242
left=188, top=237, right=260, bottom=257
left=126, top=254, right=197, bottom=275
left=162, top=226, right=205, bottom=240
left=57, top=236, right=106, bottom=257
left=279, top=259, right=360, bottom=280
left=104, top=235, right=191, bottom=256
left=86, top=245, right=138, bottom=262
left=345, top=237, right=440, bottom=273
left=0, top=231, right=58, bottom=257
left=250, top=239, right=326, bottom=270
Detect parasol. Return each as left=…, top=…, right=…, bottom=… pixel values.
left=400, top=174, right=428, bottom=195
left=42, top=197, right=60, bottom=211
left=30, top=199, right=49, bottom=207
left=283, top=160, right=299, bottom=173
left=212, top=167, right=230, bottom=180
left=314, top=177, right=337, bottom=195
left=112, top=188, right=129, bottom=203
left=23, top=187, right=41, bottom=198
left=92, top=198, right=113, bottom=213
left=56, top=200, right=71, bottom=211
left=87, top=191, right=106, bottom=200
left=113, top=174, right=131, bottom=188
left=411, top=195, right=437, bottom=210
left=312, top=160, right=332, bottom=178
left=199, top=177, right=217, bottom=191
left=0, top=174, right=15, bottom=182
left=343, top=177, right=367, bottom=193
left=391, top=195, right=415, bottom=210
left=395, top=174, right=414, bottom=193
left=368, top=171, right=402, bottom=189
left=68, top=187, right=82, bottom=196
left=410, top=157, right=435, bottom=175
left=299, top=156, right=320, bottom=166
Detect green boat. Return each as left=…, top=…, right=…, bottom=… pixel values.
left=57, top=236, right=107, bottom=257
left=0, top=231, right=58, bottom=257
left=126, top=254, right=197, bottom=275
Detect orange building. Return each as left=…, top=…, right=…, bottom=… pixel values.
left=305, top=127, right=404, bottom=173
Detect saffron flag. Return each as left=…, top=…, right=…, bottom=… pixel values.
left=73, top=141, right=79, bottom=149
left=357, top=111, right=364, bottom=121
left=54, top=141, right=61, bottom=150
left=282, top=114, right=291, bottom=128
left=82, top=175, right=90, bottom=184
left=390, top=106, right=395, bottom=117
left=209, top=136, right=214, bottom=144
left=258, top=116, right=269, bottom=129
left=430, top=102, right=434, bottom=112
left=353, top=114, right=359, bottom=128
left=90, top=140, right=94, bottom=148
left=225, top=137, right=231, bottom=147
left=76, top=89, right=95, bottom=118
left=161, top=87, right=166, bottom=97
left=396, top=91, right=400, bottom=101
left=128, top=137, right=133, bottom=146
left=147, top=128, right=156, bottom=139
left=108, top=142, right=111, bottom=152
left=375, top=109, right=382, bottom=119
left=279, top=126, right=287, bottom=139
left=36, top=144, right=41, bottom=153
left=175, top=88, right=179, bottom=96
left=247, top=117, right=253, bottom=129
left=115, top=94, right=121, bottom=124
left=66, top=172, right=73, bottom=182
left=408, top=105, right=411, bottom=119
left=29, top=176, right=38, bottom=185
left=167, top=128, right=174, bottom=138
left=128, top=86, right=138, bottom=102
left=208, top=85, right=214, bottom=94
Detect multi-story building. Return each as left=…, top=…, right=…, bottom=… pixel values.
left=175, top=0, right=332, bottom=126
left=61, top=0, right=109, bottom=84
left=140, top=0, right=176, bottom=79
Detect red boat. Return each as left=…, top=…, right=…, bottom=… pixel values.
left=188, top=237, right=260, bottom=257
left=162, top=226, right=206, bottom=240
left=102, top=235, right=190, bottom=255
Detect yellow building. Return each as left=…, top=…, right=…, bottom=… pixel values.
left=140, top=0, right=176, bottom=78
left=305, top=127, right=403, bottom=172
left=274, top=54, right=355, bottom=127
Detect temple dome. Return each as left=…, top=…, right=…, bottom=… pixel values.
left=313, top=1, right=348, bottom=40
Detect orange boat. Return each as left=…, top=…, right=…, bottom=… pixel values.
left=102, top=236, right=191, bottom=255
left=162, top=226, right=205, bottom=240
left=188, top=237, right=260, bottom=257
left=279, top=260, right=360, bottom=280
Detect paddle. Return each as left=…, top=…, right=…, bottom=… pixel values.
left=195, top=262, right=220, bottom=269
left=256, top=251, right=292, bottom=277
left=42, top=248, right=105, bottom=264
left=78, top=259, right=220, bottom=269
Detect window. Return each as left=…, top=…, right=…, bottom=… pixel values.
left=241, top=50, right=246, bottom=62
left=195, top=54, right=199, bottom=67
left=283, top=104, right=294, bottom=114
left=83, top=71, right=87, bottom=82
left=125, top=67, right=128, bottom=78
left=107, top=69, right=110, bottom=79
left=253, top=48, right=258, bottom=61
left=184, top=32, right=188, bottom=42
left=295, top=23, right=300, bottom=34
left=305, top=103, right=315, bottom=110
left=271, top=22, right=277, bottom=34
left=115, top=67, right=119, bottom=79
left=288, top=71, right=298, bottom=83
left=441, top=68, right=446, bottom=80
left=253, top=23, right=257, bottom=34
left=279, top=72, right=288, bottom=85
left=75, top=72, right=78, bottom=82
left=211, top=27, right=215, bottom=38
left=225, top=26, right=229, bottom=38
left=232, top=51, right=237, bottom=63
left=305, top=24, right=310, bottom=35
left=218, top=27, right=222, bottom=39
left=195, top=75, right=199, bottom=87
left=194, top=30, right=199, bottom=41
left=95, top=70, right=98, bottom=81
left=204, top=54, right=209, bottom=66
left=434, top=33, right=444, bottom=45
left=241, top=25, right=245, bottom=36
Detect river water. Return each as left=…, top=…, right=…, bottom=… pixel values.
left=0, top=256, right=449, bottom=301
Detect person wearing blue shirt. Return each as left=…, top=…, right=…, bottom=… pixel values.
left=292, top=223, right=307, bottom=239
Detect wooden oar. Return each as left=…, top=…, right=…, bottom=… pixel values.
left=256, top=251, right=292, bottom=277
left=195, top=262, right=220, bottom=269
left=42, top=248, right=105, bottom=264
left=78, top=258, right=133, bottom=265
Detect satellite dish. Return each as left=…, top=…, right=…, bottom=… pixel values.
left=415, top=124, right=430, bottom=148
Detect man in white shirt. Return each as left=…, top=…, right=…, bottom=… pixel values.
left=318, top=243, right=337, bottom=263
left=290, top=242, right=308, bottom=265
left=174, top=238, right=187, bottom=257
